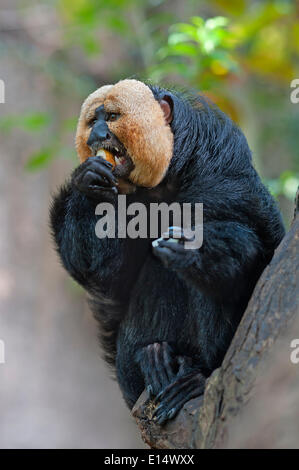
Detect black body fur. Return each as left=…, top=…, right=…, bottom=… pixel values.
left=50, top=84, right=285, bottom=424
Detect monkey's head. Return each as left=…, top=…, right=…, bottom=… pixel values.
left=75, top=79, right=174, bottom=192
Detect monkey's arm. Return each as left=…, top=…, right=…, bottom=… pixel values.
left=149, top=220, right=262, bottom=424
left=50, top=156, right=123, bottom=294
left=153, top=220, right=263, bottom=301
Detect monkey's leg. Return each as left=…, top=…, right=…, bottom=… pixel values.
left=135, top=342, right=178, bottom=397
left=152, top=357, right=206, bottom=425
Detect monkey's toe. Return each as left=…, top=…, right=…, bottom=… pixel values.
left=136, top=342, right=177, bottom=397
left=152, top=372, right=206, bottom=425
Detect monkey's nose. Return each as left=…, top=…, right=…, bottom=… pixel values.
left=87, top=122, right=112, bottom=148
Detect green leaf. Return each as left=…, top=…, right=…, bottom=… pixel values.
left=205, top=17, right=229, bottom=30
left=25, top=148, right=54, bottom=171
left=283, top=176, right=299, bottom=200
left=168, top=32, right=191, bottom=46
left=265, top=172, right=299, bottom=200
left=164, top=43, right=198, bottom=57
left=190, top=17, right=204, bottom=28
left=0, top=112, right=51, bottom=133
left=106, top=16, right=128, bottom=34
left=22, top=112, right=51, bottom=131
left=172, top=24, right=198, bottom=41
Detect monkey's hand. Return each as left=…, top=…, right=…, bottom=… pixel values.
left=152, top=226, right=195, bottom=270
left=72, top=156, right=118, bottom=200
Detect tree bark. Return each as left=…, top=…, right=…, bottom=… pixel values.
left=132, top=190, right=299, bottom=449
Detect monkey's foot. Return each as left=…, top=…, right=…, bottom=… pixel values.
left=136, top=342, right=177, bottom=397
left=152, top=372, right=206, bottom=425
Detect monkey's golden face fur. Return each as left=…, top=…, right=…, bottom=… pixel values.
left=75, top=79, right=174, bottom=189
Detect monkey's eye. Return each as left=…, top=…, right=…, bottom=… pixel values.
left=107, top=113, right=119, bottom=122
left=88, top=117, right=97, bottom=127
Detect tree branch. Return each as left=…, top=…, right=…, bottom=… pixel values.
left=132, top=190, right=299, bottom=449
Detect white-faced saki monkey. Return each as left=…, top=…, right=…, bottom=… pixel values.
left=50, top=79, right=285, bottom=424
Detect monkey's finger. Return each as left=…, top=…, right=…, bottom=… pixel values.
left=152, top=243, right=183, bottom=269
left=80, top=170, right=112, bottom=188
left=78, top=185, right=117, bottom=200
left=163, top=227, right=195, bottom=243
left=155, top=239, right=186, bottom=253
left=154, top=379, right=204, bottom=421
left=85, top=161, right=118, bottom=186
left=91, top=186, right=118, bottom=194
left=155, top=374, right=201, bottom=407
left=162, top=226, right=183, bottom=239
left=73, top=168, right=103, bottom=187
left=155, top=385, right=204, bottom=425
left=153, top=373, right=205, bottom=424
left=72, top=157, right=113, bottom=184
left=177, top=355, right=193, bottom=376
left=152, top=237, right=180, bottom=249
left=82, top=155, right=113, bottom=170
left=92, top=155, right=114, bottom=169
left=75, top=159, right=117, bottom=186
left=153, top=372, right=203, bottom=405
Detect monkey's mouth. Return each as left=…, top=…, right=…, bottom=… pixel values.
left=91, top=137, right=134, bottom=179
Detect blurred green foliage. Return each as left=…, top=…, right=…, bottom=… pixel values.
left=151, top=15, right=239, bottom=85
left=0, top=112, right=51, bottom=132
left=0, top=0, right=298, bottom=204
left=265, top=171, right=299, bottom=201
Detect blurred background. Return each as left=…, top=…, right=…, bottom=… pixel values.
left=0, top=0, right=298, bottom=449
